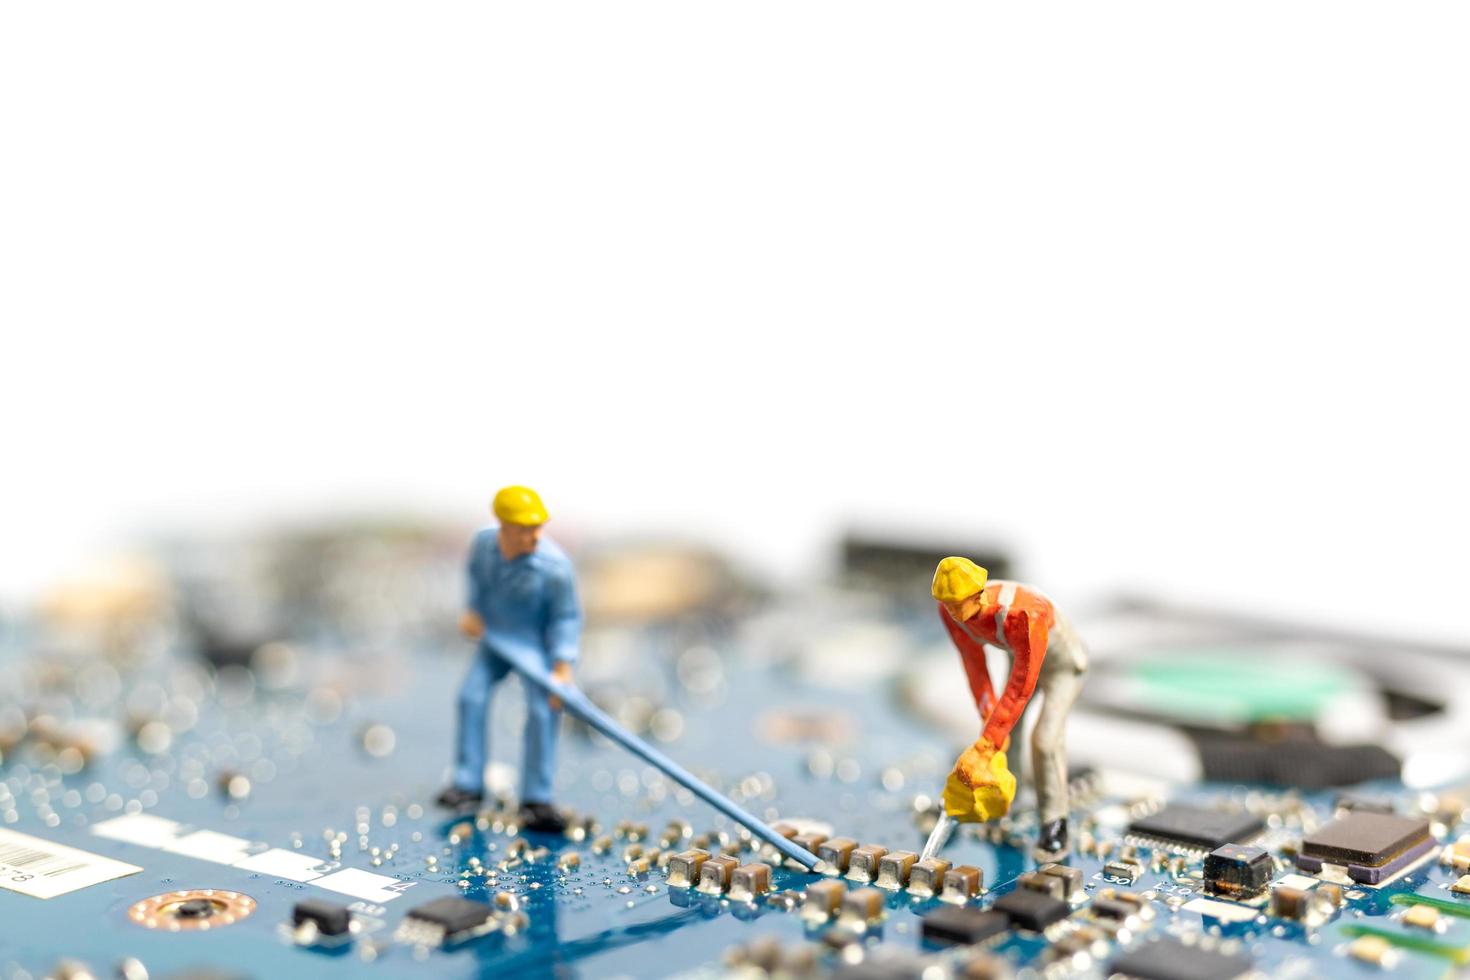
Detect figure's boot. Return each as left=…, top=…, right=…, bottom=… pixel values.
left=521, top=801, right=568, bottom=833
left=435, top=785, right=484, bottom=809
left=1033, top=818, right=1068, bottom=860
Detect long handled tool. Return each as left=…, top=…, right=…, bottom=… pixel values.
left=483, top=632, right=821, bottom=870
left=920, top=810, right=956, bottom=862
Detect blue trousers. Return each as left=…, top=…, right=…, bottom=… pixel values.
left=452, top=641, right=561, bottom=803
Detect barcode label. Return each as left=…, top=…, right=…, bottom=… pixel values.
left=0, top=827, right=142, bottom=899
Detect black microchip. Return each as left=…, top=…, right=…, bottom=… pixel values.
left=1301, top=811, right=1429, bottom=865
left=1091, top=897, right=1140, bottom=920
left=292, top=899, right=351, bottom=937
left=919, top=906, right=1008, bottom=946
left=992, top=889, right=1070, bottom=931
left=405, top=896, right=495, bottom=936
left=1110, top=937, right=1253, bottom=980
left=1203, top=844, right=1272, bottom=897
left=1127, top=804, right=1264, bottom=850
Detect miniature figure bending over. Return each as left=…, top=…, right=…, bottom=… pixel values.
left=932, top=557, right=1087, bottom=859
left=436, top=485, right=581, bottom=833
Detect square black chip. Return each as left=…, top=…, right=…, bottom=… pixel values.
left=920, top=906, right=1008, bottom=946
left=992, top=889, right=1070, bottom=931
left=1300, top=811, right=1429, bottom=865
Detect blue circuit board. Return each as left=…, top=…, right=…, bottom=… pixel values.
left=3, top=596, right=1469, bottom=979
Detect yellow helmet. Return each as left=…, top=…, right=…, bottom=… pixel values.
left=492, top=485, right=549, bottom=526
left=932, top=556, right=988, bottom=603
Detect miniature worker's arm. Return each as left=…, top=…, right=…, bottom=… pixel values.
left=459, top=537, right=486, bottom=640
left=944, top=610, right=1048, bottom=823
left=940, top=603, right=997, bottom=721
left=543, top=565, right=583, bottom=709
left=979, top=609, right=1048, bottom=749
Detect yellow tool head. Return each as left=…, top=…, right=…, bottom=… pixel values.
left=943, top=747, right=1016, bottom=823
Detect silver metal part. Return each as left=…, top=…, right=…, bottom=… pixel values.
left=921, top=810, right=956, bottom=862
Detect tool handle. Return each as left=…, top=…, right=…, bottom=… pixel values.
left=920, top=809, right=956, bottom=862
left=483, top=633, right=821, bottom=869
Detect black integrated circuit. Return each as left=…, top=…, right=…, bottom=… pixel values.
left=991, top=889, right=1070, bottom=931
left=1203, top=844, right=1272, bottom=898
left=1109, top=937, right=1254, bottom=980
left=1127, top=804, right=1264, bottom=850
left=292, top=899, right=352, bottom=937
left=1092, top=896, right=1141, bottom=921
left=402, top=897, right=496, bottom=943
left=919, top=906, right=1008, bottom=946
left=1295, top=810, right=1435, bottom=884
left=1300, top=812, right=1428, bottom=865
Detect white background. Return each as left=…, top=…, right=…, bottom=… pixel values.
left=3, top=3, right=1467, bottom=639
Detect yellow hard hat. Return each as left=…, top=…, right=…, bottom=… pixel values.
left=932, top=556, right=987, bottom=603
left=492, top=486, right=549, bottom=526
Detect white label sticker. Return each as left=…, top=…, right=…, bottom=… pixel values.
left=0, top=827, right=143, bottom=899
left=91, top=813, right=183, bottom=848
left=160, top=830, right=256, bottom=865
left=1276, top=873, right=1320, bottom=890
left=314, top=868, right=416, bottom=903
left=234, top=848, right=333, bottom=882
left=1182, top=896, right=1259, bottom=923
left=90, top=811, right=410, bottom=904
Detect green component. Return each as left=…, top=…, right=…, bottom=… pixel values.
left=1124, top=651, right=1360, bottom=723
left=1341, top=925, right=1470, bottom=965
left=1391, top=894, right=1470, bottom=919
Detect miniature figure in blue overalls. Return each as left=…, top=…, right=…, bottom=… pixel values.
left=436, top=486, right=581, bottom=832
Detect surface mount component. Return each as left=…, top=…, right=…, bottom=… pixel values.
left=941, top=865, right=984, bottom=903
left=1017, top=871, right=1066, bottom=900
left=846, top=845, right=888, bottom=884
left=817, top=837, right=858, bottom=875
left=803, top=879, right=847, bottom=921
left=920, top=906, right=1009, bottom=946
left=1038, top=862, right=1083, bottom=899
left=1346, top=935, right=1398, bottom=968
left=1127, top=804, right=1264, bottom=851
left=875, top=850, right=918, bottom=890
left=395, top=897, right=496, bottom=947
left=1092, top=896, right=1143, bottom=922
left=728, top=863, right=772, bottom=901
left=1203, top=844, right=1272, bottom=898
left=666, top=848, right=709, bottom=888
left=1270, top=879, right=1338, bottom=924
left=696, top=854, right=740, bottom=894
left=838, top=887, right=887, bottom=927
left=1296, top=811, right=1434, bottom=884
left=291, top=899, right=352, bottom=938
left=907, top=858, right=950, bottom=897
left=991, top=889, right=1069, bottom=931
left=1108, top=937, right=1254, bottom=980
left=1103, top=859, right=1142, bottom=883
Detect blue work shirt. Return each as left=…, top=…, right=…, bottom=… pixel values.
left=465, top=527, right=581, bottom=665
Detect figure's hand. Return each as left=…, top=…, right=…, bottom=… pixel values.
left=943, top=738, right=1017, bottom=823
left=548, top=661, right=574, bottom=710
left=459, top=610, right=485, bottom=639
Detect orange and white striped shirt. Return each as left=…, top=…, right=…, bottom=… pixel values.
left=939, top=580, right=1056, bottom=749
